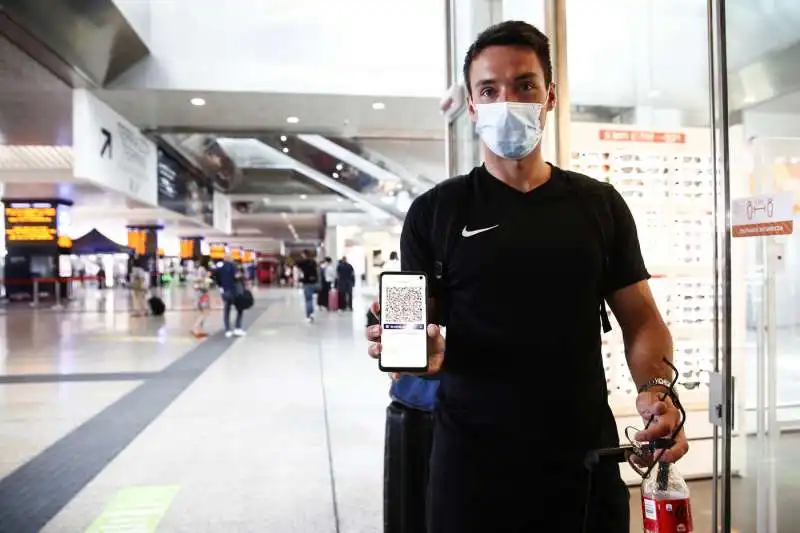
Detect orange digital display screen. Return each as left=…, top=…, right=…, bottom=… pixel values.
left=180, top=239, right=196, bottom=259
left=210, top=244, right=226, bottom=260
left=4, top=203, right=59, bottom=245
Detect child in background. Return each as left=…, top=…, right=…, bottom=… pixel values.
left=191, top=266, right=212, bottom=338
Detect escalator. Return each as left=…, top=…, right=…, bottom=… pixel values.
left=257, top=134, right=415, bottom=217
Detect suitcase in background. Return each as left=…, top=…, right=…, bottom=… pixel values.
left=148, top=296, right=166, bottom=316
left=384, top=401, right=434, bottom=533
left=328, top=289, right=339, bottom=311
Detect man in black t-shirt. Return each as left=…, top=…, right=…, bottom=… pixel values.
left=366, top=21, right=688, bottom=533
left=296, top=250, right=319, bottom=322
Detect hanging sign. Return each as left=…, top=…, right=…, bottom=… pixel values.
left=732, top=192, right=794, bottom=238
left=599, top=129, right=686, bottom=144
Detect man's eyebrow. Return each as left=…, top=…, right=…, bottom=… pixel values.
left=475, top=72, right=541, bottom=86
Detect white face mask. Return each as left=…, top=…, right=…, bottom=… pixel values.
left=474, top=101, right=546, bottom=160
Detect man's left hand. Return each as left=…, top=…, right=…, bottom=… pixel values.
left=634, top=390, right=689, bottom=463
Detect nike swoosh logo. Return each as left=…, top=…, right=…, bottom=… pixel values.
left=461, top=224, right=499, bottom=238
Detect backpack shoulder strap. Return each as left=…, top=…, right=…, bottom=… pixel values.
left=429, top=172, right=475, bottom=324
left=561, top=170, right=615, bottom=333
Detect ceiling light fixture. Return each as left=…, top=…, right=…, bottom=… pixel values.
left=332, top=172, right=340, bottom=179
left=280, top=135, right=288, bottom=142
left=282, top=147, right=290, bottom=153
left=336, top=163, right=344, bottom=171
left=300, top=194, right=308, bottom=200
left=286, top=116, right=300, bottom=124
left=190, top=97, right=206, bottom=107
left=372, top=102, right=386, bottom=110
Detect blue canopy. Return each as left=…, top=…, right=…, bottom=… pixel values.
left=70, top=229, right=129, bottom=255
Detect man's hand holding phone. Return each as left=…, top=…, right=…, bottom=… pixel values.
left=366, top=301, right=445, bottom=378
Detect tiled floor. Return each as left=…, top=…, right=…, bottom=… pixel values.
left=0, top=287, right=797, bottom=532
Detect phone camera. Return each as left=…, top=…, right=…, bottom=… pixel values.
left=419, top=276, right=423, bottom=280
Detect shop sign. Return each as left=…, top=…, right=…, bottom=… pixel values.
left=599, top=129, right=686, bottom=144
left=732, top=192, right=794, bottom=238
left=4, top=202, right=58, bottom=247
left=73, top=89, right=158, bottom=206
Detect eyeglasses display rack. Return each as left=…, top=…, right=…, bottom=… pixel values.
left=569, top=122, right=724, bottom=484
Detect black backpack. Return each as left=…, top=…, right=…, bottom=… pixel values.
left=428, top=167, right=615, bottom=333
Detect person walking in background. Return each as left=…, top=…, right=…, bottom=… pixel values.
left=383, top=251, right=400, bottom=272
left=336, top=256, right=355, bottom=312
left=317, top=257, right=334, bottom=311
left=296, top=250, right=320, bottom=322
left=190, top=265, right=212, bottom=338
left=129, top=263, right=149, bottom=317
left=217, top=251, right=246, bottom=337
left=323, top=256, right=337, bottom=310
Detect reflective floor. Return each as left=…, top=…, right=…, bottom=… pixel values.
left=0, top=287, right=796, bottom=532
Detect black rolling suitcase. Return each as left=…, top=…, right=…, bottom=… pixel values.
left=148, top=296, right=166, bottom=316
left=384, top=401, right=434, bottom=533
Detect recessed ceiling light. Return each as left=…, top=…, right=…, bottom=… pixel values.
left=372, top=102, right=386, bottom=110
left=282, top=147, right=290, bottom=153
left=190, top=97, right=206, bottom=107
left=336, top=197, right=343, bottom=203
left=332, top=172, right=340, bottom=179
left=300, top=194, right=308, bottom=200
left=280, top=135, right=287, bottom=142
left=286, top=116, right=300, bottom=124
left=336, top=163, right=344, bottom=171
left=263, top=197, right=271, bottom=204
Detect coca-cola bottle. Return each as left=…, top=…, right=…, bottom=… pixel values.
left=641, top=461, right=694, bottom=533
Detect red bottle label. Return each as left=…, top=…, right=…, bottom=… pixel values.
left=642, top=496, right=693, bottom=533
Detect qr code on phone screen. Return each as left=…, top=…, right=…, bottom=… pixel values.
left=384, top=286, right=425, bottom=323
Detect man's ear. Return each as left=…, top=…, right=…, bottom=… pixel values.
left=466, top=89, right=477, bottom=122
left=547, top=83, right=557, bottom=112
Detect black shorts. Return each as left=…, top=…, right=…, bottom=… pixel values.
left=427, top=409, right=630, bottom=533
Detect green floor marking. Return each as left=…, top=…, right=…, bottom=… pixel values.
left=85, top=485, right=180, bottom=533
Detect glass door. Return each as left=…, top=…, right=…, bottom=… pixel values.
left=727, top=138, right=800, bottom=533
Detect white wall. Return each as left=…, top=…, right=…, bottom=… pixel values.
left=113, top=0, right=446, bottom=98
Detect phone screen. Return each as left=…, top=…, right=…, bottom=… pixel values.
left=379, top=272, right=428, bottom=371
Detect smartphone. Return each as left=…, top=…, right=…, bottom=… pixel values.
left=379, top=271, right=429, bottom=373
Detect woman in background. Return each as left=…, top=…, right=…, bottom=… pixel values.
left=191, top=266, right=212, bottom=337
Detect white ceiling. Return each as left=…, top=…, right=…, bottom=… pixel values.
left=96, top=90, right=445, bottom=140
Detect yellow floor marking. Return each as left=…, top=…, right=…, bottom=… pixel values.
left=85, top=485, right=180, bottom=533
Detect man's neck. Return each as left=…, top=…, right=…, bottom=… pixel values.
left=483, top=148, right=551, bottom=193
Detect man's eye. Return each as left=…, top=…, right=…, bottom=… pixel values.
left=520, top=82, right=535, bottom=92
left=480, top=87, right=495, bottom=97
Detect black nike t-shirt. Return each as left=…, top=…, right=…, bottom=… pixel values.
left=400, top=164, right=650, bottom=455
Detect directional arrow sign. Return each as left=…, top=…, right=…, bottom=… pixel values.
left=100, top=127, right=112, bottom=158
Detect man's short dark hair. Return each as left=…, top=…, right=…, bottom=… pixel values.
left=463, top=20, right=552, bottom=96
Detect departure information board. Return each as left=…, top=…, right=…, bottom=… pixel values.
left=4, top=202, right=58, bottom=247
